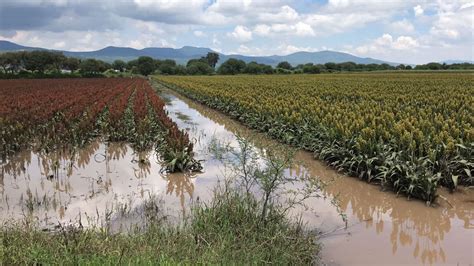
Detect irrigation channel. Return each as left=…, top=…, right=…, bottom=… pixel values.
left=1, top=88, right=473, bottom=265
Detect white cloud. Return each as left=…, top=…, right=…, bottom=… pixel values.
left=257, top=5, right=299, bottom=23
left=1, top=0, right=472, bottom=64
left=294, top=22, right=315, bottom=37
left=460, top=1, right=474, bottom=9
left=193, top=30, right=206, bottom=37
left=0, top=31, right=31, bottom=44
left=204, top=0, right=293, bottom=25
left=348, top=1, right=472, bottom=63
left=253, top=22, right=314, bottom=37
left=134, top=21, right=166, bottom=35
left=53, top=41, right=66, bottom=48
left=375, top=34, right=394, bottom=46
left=428, top=2, right=472, bottom=41
left=327, top=0, right=419, bottom=12
left=414, top=5, right=424, bottom=16
left=128, top=39, right=147, bottom=49
left=237, top=44, right=251, bottom=54
left=227, top=43, right=319, bottom=57
left=355, top=33, right=419, bottom=55
left=254, top=24, right=271, bottom=36
left=1, top=0, right=68, bottom=7
left=212, top=34, right=221, bottom=46
left=132, top=0, right=207, bottom=12
left=278, top=44, right=318, bottom=55
left=392, top=36, right=419, bottom=50
left=390, top=19, right=415, bottom=34
left=0, top=28, right=177, bottom=52
left=207, top=0, right=254, bottom=14
left=303, top=12, right=383, bottom=35
left=228, top=25, right=252, bottom=42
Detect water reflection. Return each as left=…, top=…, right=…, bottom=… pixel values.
left=0, top=141, right=198, bottom=228
left=290, top=151, right=473, bottom=265
left=165, top=172, right=196, bottom=216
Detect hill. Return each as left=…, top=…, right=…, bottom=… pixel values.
left=1, top=40, right=399, bottom=66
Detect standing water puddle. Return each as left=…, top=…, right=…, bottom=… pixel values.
left=1, top=90, right=473, bottom=265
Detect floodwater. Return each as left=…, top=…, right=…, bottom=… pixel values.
left=1, top=90, right=473, bottom=265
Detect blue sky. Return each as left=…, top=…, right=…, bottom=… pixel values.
left=0, top=0, right=472, bottom=64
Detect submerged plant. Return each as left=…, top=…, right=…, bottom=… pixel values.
left=0, top=78, right=201, bottom=173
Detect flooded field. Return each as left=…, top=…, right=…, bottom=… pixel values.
left=1, top=90, right=473, bottom=265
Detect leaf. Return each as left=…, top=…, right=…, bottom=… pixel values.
left=464, top=168, right=472, bottom=178
left=451, top=175, right=459, bottom=188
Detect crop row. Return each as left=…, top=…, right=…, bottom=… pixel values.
left=156, top=73, right=473, bottom=202
left=0, top=78, right=199, bottom=172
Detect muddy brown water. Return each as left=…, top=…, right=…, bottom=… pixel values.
left=1, top=90, right=473, bottom=265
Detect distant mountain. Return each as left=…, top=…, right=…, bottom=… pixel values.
left=441, top=60, right=474, bottom=64
left=269, top=51, right=391, bottom=65
left=66, top=45, right=217, bottom=64
left=0, top=40, right=398, bottom=66
left=0, top=40, right=44, bottom=51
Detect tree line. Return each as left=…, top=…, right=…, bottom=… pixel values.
left=0, top=50, right=472, bottom=78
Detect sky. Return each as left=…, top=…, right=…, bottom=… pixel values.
left=0, top=0, right=472, bottom=64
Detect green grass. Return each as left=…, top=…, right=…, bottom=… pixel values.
left=0, top=186, right=319, bottom=265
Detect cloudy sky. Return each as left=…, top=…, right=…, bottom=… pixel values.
left=0, top=0, right=472, bottom=64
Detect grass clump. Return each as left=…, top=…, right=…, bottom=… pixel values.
left=189, top=186, right=319, bottom=264
left=0, top=188, right=319, bottom=265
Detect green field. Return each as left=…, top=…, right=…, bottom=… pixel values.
left=156, top=73, right=474, bottom=202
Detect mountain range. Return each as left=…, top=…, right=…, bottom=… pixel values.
left=1, top=40, right=470, bottom=67
left=441, top=60, right=474, bottom=64
left=0, top=40, right=399, bottom=66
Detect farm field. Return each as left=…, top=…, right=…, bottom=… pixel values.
left=0, top=78, right=199, bottom=172
left=0, top=77, right=472, bottom=265
left=156, top=72, right=474, bottom=202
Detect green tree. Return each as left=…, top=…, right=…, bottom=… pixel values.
left=217, top=58, right=246, bottom=75
left=426, top=62, right=442, bottom=70
left=8, top=52, right=24, bottom=73
left=243, top=61, right=263, bottom=74
left=24, top=51, right=65, bottom=73
left=261, top=64, right=274, bottom=74
left=186, top=58, right=207, bottom=68
left=397, top=64, right=406, bottom=70
left=112, top=60, right=127, bottom=72
left=62, top=57, right=81, bottom=72
left=379, top=63, right=394, bottom=70
left=174, top=65, right=187, bottom=75
left=276, top=61, right=292, bottom=70
left=204, top=52, right=220, bottom=68
left=243, top=61, right=274, bottom=74
left=127, top=59, right=138, bottom=70
left=324, top=62, right=338, bottom=71
left=79, top=58, right=107, bottom=74
left=137, top=56, right=156, bottom=76
left=0, top=53, right=10, bottom=73
left=302, top=63, right=321, bottom=74
left=338, top=61, right=356, bottom=71
left=186, top=59, right=214, bottom=75
left=159, top=59, right=178, bottom=75
left=154, top=59, right=162, bottom=70
left=50, top=52, right=67, bottom=72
